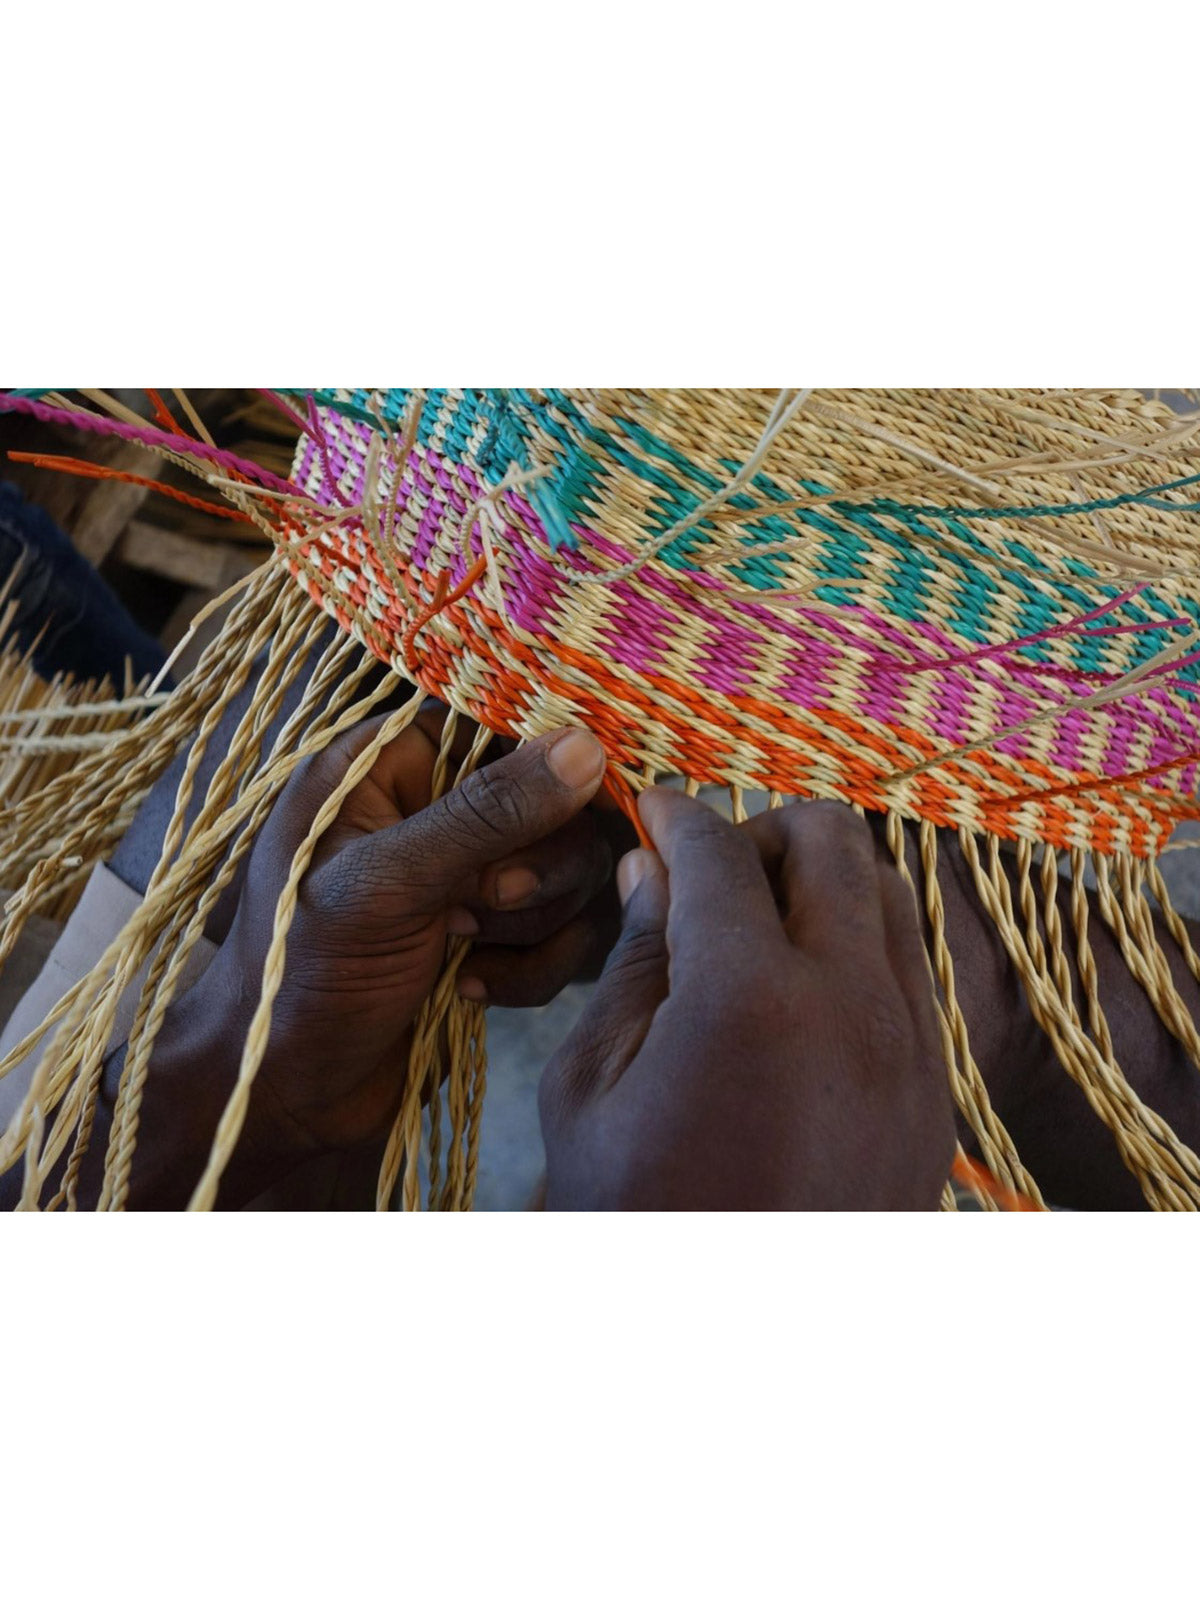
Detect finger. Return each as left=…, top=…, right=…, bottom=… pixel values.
left=464, top=876, right=611, bottom=949
left=474, top=811, right=612, bottom=914
left=747, top=800, right=888, bottom=959
left=636, top=787, right=783, bottom=969
left=457, top=911, right=606, bottom=1009
left=282, top=714, right=434, bottom=832
left=314, top=727, right=606, bottom=920
left=539, top=851, right=671, bottom=1117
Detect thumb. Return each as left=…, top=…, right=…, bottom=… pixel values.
left=311, top=726, right=606, bottom=920
left=540, top=849, right=670, bottom=1124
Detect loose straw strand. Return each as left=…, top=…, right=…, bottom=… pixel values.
left=914, top=819, right=1043, bottom=1203
left=188, top=695, right=425, bottom=1211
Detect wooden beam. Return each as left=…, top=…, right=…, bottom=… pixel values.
left=71, top=445, right=165, bottom=566
left=115, top=521, right=263, bottom=590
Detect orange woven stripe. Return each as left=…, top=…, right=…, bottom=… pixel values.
left=287, top=530, right=1200, bottom=855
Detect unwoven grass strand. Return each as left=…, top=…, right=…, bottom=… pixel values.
left=1113, top=854, right=1200, bottom=1074
left=1000, top=835, right=1196, bottom=1208
left=95, top=634, right=383, bottom=1209
left=186, top=694, right=426, bottom=1211
left=959, top=831, right=1200, bottom=1210
left=0, top=562, right=285, bottom=973
left=97, top=602, right=339, bottom=1210
left=915, top=818, right=1044, bottom=1204
left=1091, top=855, right=1200, bottom=1076
left=421, top=708, right=461, bottom=1211
left=376, top=718, right=494, bottom=1212
left=11, top=388, right=1200, bottom=1210
left=4, top=578, right=303, bottom=1193
left=1030, top=842, right=1194, bottom=1207
left=883, top=813, right=1003, bottom=1210
left=96, top=631, right=377, bottom=1209
left=1, top=635, right=402, bottom=1203
left=1143, top=858, right=1200, bottom=994
left=105, top=633, right=383, bottom=1204
left=106, top=648, right=394, bottom=1210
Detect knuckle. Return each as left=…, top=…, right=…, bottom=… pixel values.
left=536, top=1060, right=565, bottom=1127
left=787, top=798, right=871, bottom=849
left=685, top=819, right=763, bottom=900
left=305, top=848, right=370, bottom=909
left=814, top=797, right=867, bottom=832
left=454, top=761, right=530, bottom=841
left=680, top=799, right=736, bottom=850
left=611, top=923, right=667, bottom=981
left=269, top=724, right=386, bottom=855
left=857, top=980, right=918, bottom=1070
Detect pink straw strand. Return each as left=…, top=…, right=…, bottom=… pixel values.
left=0, top=392, right=298, bottom=497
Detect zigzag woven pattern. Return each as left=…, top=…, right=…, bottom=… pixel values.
left=278, top=389, right=1200, bottom=857
left=9, top=386, right=1200, bottom=1211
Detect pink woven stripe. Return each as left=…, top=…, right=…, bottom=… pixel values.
left=291, top=416, right=1200, bottom=792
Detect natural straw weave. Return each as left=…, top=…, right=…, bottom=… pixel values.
left=0, top=589, right=161, bottom=923
left=5, top=387, right=1200, bottom=1209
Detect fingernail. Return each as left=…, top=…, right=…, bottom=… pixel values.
left=546, top=727, right=605, bottom=789
left=494, top=865, right=539, bottom=906
left=446, top=907, right=480, bottom=937
left=457, top=976, right=487, bottom=1002
left=617, top=848, right=650, bottom=906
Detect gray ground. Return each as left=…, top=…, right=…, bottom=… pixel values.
left=471, top=985, right=591, bottom=1210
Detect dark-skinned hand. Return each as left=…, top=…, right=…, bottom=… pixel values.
left=178, top=715, right=617, bottom=1166
left=538, top=790, right=956, bottom=1210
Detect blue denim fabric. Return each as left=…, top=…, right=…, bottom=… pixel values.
left=0, top=479, right=166, bottom=686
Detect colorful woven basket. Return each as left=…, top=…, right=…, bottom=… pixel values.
left=282, top=388, right=1200, bottom=856
left=4, top=387, right=1200, bottom=1210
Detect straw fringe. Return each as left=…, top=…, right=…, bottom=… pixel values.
left=0, top=617, right=399, bottom=1204
left=376, top=717, right=493, bottom=1211
left=957, top=831, right=1200, bottom=1210
left=885, top=811, right=1041, bottom=1207
left=185, top=694, right=425, bottom=1211
left=8, top=387, right=1200, bottom=1209
left=99, top=603, right=341, bottom=1210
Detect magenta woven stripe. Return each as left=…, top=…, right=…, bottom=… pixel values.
left=289, top=423, right=1200, bottom=796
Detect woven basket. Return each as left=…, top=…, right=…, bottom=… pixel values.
left=4, top=387, right=1200, bottom=1210
left=284, top=388, right=1200, bottom=855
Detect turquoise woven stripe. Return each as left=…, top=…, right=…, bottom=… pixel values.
left=285, top=389, right=1200, bottom=687
left=288, top=389, right=580, bottom=549
left=290, top=387, right=1200, bottom=526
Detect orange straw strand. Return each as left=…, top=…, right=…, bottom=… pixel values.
left=6, top=452, right=255, bottom=525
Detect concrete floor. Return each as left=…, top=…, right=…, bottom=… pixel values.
left=471, top=985, right=591, bottom=1210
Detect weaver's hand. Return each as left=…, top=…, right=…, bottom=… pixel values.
left=192, top=712, right=613, bottom=1159
left=538, top=791, right=955, bottom=1209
